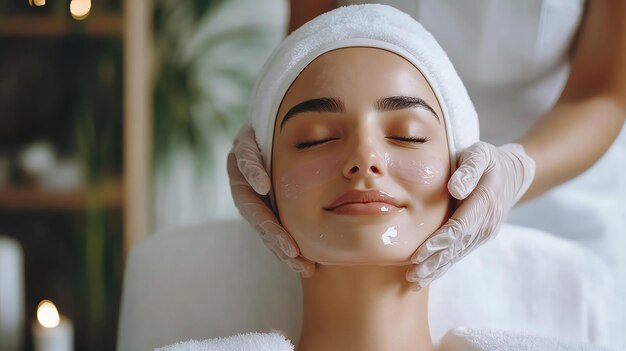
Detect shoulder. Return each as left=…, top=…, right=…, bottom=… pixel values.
left=155, top=331, right=295, bottom=351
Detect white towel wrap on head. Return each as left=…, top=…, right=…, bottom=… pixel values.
left=250, top=4, right=480, bottom=176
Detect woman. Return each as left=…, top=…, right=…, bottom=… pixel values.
left=270, top=44, right=452, bottom=350
left=242, top=6, right=499, bottom=349
left=215, top=5, right=523, bottom=350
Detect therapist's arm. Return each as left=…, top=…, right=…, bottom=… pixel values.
left=516, top=0, right=626, bottom=202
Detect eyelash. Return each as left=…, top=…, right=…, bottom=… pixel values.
left=296, top=137, right=339, bottom=149
left=388, top=136, right=431, bottom=143
left=295, top=136, right=431, bottom=149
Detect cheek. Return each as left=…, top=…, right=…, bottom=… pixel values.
left=390, top=153, right=451, bottom=242
left=275, top=153, right=341, bottom=200
left=386, top=151, right=449, bottom=188
left=273, top=153, right=342, bottom=259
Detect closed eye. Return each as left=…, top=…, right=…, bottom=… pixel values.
left=387, top=136, right=431, bottom=143
left=295, top=137, right=339, bottom=149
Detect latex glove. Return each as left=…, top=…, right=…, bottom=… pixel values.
left=406, top=141, right=536, bottom=290
left=227, top=124, right=316, bottom=278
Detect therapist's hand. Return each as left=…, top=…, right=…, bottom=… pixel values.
left=406, top=141, right=536, bottom=291
left=227, top=124, right=316, bottom=278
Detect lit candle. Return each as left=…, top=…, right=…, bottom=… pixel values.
left=32, top=300, right=74, bottom=351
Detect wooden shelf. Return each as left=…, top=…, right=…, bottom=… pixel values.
left=0, top=180, right=123, bottom=211
left=0, top=0, right=151, bottom=256
left=0, top=14, right=122, bottom=37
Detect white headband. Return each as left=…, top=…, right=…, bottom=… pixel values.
left=250, top=4, right=479, bottom=176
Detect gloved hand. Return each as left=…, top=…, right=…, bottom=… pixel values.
left=406, top=141, right=536, bottom=291
left=227, top=124, right=316, bottom=278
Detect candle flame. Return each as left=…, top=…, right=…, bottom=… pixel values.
left=28, top=0, right=46, bottom=6
left=37, top=300, right=60, bottom=328
left=70, top=0, right=91, bottom=20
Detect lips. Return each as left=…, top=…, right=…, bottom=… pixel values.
left=324, top=189, right=405, bottom=215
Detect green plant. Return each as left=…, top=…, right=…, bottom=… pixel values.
left=152, top=0, right=280, bottom=173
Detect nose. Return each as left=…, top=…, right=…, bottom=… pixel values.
left=342, top=136, right=387, bottom=180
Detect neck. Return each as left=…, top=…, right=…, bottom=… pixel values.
left=296, top=265, right=433, bottom=351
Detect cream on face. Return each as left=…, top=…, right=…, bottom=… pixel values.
left=387, top=154, right=447, bottom=185
left=271, top=47, right=452, bottom=266
left=276, top=151, right=447, bottom=200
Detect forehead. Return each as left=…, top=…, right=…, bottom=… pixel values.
left=276, top=47, right=443, bottom=125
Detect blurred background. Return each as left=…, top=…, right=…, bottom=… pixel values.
left=0, top=0, right=331, bottom=349
left=1, top=0, right=624, bottom=350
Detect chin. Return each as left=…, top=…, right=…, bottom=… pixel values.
left=286, top=215, right=431, bottom=266
left=315, top=258, right=414, bottom=267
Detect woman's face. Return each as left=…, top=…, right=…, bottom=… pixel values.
left=271, top=47, right=451, bottom=265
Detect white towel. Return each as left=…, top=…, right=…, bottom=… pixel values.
left=154, top=331, right=294, bottom=351
left=155, top=328, right=615, bottom=351
left=249, top=4, right=479, bottom=176
left=439, top=327, right=615, bottom=351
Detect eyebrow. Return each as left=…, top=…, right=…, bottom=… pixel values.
left=280, top=95, right=439, bottom=131
left=375, top=96, right=440, bottom=123
left=280, top=97, right=345, bottom=130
